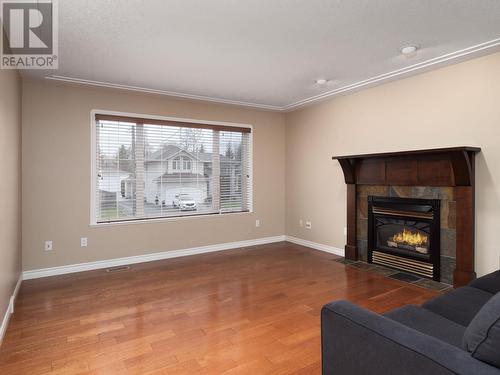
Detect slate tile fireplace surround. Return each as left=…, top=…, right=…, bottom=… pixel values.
left=332, top=147, right=480, bottom=288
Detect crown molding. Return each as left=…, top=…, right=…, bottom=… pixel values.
left=283, top=37, right=500, bottom=111
left=45, top=75, right=283, bottom=111
left=46, top=37, right=500, bottom=112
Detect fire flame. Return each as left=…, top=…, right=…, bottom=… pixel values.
left=392, top=228, right=428, bottom=247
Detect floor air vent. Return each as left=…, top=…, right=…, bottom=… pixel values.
left=106, top=265, right=130, bottom=273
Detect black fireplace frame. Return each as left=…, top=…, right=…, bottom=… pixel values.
left=368, top=196, right=441, bottom=281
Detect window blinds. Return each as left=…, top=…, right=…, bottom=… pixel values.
left=94, top=115, right=252, bottom=223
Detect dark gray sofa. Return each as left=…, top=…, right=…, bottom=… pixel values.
left=321, top=270, right=500, bottom=375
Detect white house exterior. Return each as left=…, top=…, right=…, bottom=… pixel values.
left=98, top=168, right=131, bottom=194
left=143, top=147, right=210, bottom=205
left=97, top=159, right=131, bottom=209
left=99, top=144, right=241, bottom=211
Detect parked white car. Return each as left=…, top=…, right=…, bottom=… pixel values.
left=173, top=194, right=197, bottom=211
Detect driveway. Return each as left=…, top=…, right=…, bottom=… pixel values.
left=118, top=199, right=215, bottom=217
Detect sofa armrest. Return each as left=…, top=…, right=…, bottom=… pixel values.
left=321, top=301, right=499, bottom=375
left=469, top=270, right=500, bottom=294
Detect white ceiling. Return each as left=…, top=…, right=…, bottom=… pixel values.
left=25, top=0, right=500, bottom=110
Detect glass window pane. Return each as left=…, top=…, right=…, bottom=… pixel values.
left=95, top=118, right=251, bottom=223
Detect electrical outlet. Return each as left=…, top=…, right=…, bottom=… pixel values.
left=299, top=219, right=303, bottom=227
left=305, top=221, right=312, bottom=229
left=255, top=219, right=261, bottom=227
left=44, top=240, right=53, bottom=251
left=81, top=237, right=88, bottom=247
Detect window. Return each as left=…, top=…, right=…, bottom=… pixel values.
left=93, top=113, right=252, bottom=223
left=172, top=157, right=180, bottom=170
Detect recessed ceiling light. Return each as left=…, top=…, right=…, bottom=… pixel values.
left=315, top=78, right=330, bottom=86
left=400, top=45, right=418, bottom=58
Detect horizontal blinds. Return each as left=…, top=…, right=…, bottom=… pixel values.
left=95, top=116, right=252, bottom=223
left=95, top=114, right=252, bottom=133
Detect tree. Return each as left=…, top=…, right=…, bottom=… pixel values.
left=236, top=142, right=242, bottom=160
left=225, top=142, right=234, bottom=159
left=118, top=144, right=128, bottom=160
left=118, top=144, right=133, bottom=172
left=179, top=127, right=204, bottom=152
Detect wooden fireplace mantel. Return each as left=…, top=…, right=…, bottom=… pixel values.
left=332, top=147, right=481, bottom=287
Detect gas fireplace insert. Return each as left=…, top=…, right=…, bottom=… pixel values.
left=368, top=196, right=440, bottom=281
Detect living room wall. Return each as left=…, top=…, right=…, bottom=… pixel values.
left=0, top=69, right=22, bottom=328
left=21, top=52, right=500, bottom=278
left=285, top=51, right=500, bottom=277
left=22, top=81, right=285, bottom=271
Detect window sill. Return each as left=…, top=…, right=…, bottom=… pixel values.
left=89, top=210, right=253, bottom=228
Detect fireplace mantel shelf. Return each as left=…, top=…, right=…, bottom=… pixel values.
left=332, top=146, right=481, bottom=161
left=332, top=146, right=481, bottom=187
left=332, top=146, right=481, bottom=288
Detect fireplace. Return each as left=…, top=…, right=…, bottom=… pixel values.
left=332, top=147, right=480, bottom=287
left=368, top=196, right=441, bottom=281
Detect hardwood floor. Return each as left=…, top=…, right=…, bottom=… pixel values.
left=0, top=242, right=439, bottom=374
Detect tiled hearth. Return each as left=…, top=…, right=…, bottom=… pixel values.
left=334, top=258, right=452, bottom=292
left=356, top=185, right=456, bottom=285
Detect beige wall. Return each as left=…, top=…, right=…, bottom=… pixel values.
left=285, top=51, right=500, bottom=277
left=0, top=69, right=22, bottom=323
left=21, top=52, right=500, bottom=277
left=22, top=81, right=285, bottom=270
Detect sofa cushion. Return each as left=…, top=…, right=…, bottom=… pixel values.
left=463, top=292, right=500, bottom=368
left=385, top=305, right=466, bottom=347
left=469, top=271, right=500, bottom=294
left=423, top=286, right=493, bottom=326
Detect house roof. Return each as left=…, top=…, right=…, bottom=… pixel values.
left=196, top=152, right=212, bottom=162
left=146, top=144, right=229, bottom=163
left=153, top=172, right=209, bottom=182
left=146, top=144, right=185, bottom=162
left=197, top=152, right=231, bottom=163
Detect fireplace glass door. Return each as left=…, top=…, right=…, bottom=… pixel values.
left=368, top=196, right=440, bottom=281
left=374, top=217, right=431, bottom=261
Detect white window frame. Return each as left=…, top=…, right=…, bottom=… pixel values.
left=173, top=157, right=180, bottom=171
left=89, top=109, right=253, bottom=226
